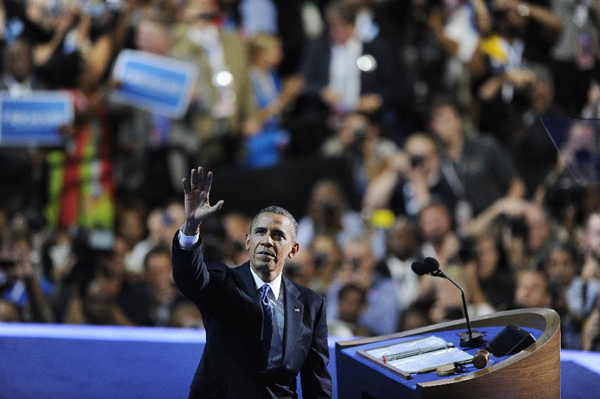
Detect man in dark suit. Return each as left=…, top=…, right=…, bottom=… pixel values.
left=172, top=167, right=332, bottom=399
left=301, top=1, right=398, bottom=110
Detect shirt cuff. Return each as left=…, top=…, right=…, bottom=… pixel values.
left=179, top=225, right=200, bottom=250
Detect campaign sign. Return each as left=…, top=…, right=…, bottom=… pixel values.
left=111, top=50, right=199, bottom=119
left=0, top=92, right=73, bottom=146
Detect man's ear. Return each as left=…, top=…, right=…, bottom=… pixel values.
left=245, top=234, right=250, bottom=250
left=288, top=242, right=300, bottom=259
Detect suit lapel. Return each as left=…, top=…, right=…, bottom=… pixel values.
left=234, top=262, right=259, bottom=301
left=282, top=277, right=303, bottom=367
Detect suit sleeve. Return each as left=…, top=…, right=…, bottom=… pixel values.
left=171, top=232, right=225, bottom=309
left=300, top=295, right=333, bottom=399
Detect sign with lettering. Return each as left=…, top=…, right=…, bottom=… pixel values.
left=0, top=92, right=73, bottom=146
left=111, top=50, right=199, bottom=118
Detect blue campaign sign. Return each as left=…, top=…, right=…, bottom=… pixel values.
left=0, top=92, right=74, bottom=146
left=111, top=50, right=199, bottom=119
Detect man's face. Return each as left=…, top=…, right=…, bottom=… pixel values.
left=546, top=249, right=576, bottom=287
left=339, top=114, right=370, bottom=147
left=586, top=214, right=600, bottom=258
left=246, top=213, right=299, bottom=281
left=419, top=205, right=452, bottom=244
left=429, top=105, right=462, bottom=145
left=146, top=253, right=173, bottom=288
left=406, top=136, right=438, bottom=176
left=515, top=272, right=551, bottom=308
left=7, top=41, right=32, bottom=82
left=525, top=206, right=551, bottom=253
left=329, top=18, right=354, bottom=44
left=386, top=220, right=418, bottom=260
left=342, top=240, right=375, bottom=273
left=338, top=289, right=364, bottom=323
left=136, top=20, right=171, bottom=56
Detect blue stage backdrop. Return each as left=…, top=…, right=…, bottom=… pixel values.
left=0, top=323, right=598, bottom=399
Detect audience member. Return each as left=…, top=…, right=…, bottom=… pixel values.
left=302, top=0, right=395, bottom=116
left=327, top=283, right=369, bottom=338
left=428, top=98, right=525, bottom=219
left=542, top=241, right=581, bottom=348
left=374, top=218, right=424, bottom=314
left=475, top=234, right=515, bottom=309
left=428, top=264, right=493, bottom=324
left=171, top=0, right=258, bottom=167
left=297, top=179, right=365, bottom=249
left=512, top=269, right=552, bottom=309
left=321, top=110, right=396, bottom=194
left=240, top=33, right=302, bottom=168
left=309, top=234, right=343, bottom=295
left=0, top=0, right=598, bottom=353
left=418, top=202, right=458, bottom=266
left=326, top=237, right=398, bottom=336
left=364, top=133, right=457, bottom=221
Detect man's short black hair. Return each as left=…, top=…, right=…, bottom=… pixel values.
left=251, top=206, right=299, bottom=238
left=143, top=245, right=172, bottom=271
left=338, top=283, right=367, bottom=304
left=326, top=0, right=359, bottom=25
left=427, top=96, right=464, bottom=122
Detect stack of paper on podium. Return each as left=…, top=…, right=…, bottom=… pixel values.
left=358, top=336, right=471, bottom=377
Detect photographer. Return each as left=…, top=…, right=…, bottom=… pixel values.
left=0, top=233, right=53, bottom=323
left=363, top=132, right=457, bottom=221
left=321, top=110, right=397, bottom=195
left=428, top=98, right=526, bottom=220
left=566, top=212, right=600, bottom=321
left=296, top=179, right=365, bottom=249
left=325, top=237, right=398, bottom=336
left=309, top=234, right=343, bottom=296
left=466, top=198, right=556, bottom=271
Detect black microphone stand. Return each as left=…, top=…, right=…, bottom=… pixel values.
left=431, top=269, right=484, bottom=347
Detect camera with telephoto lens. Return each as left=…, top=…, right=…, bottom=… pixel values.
left=457, top=236, right=476, bottom=264
left=410, top=155, right=425, bottom=168
left=353, top=128, right=368, bottom=143
left=497, top=214, right=528, bottom=241
left=312, top=252, right=328, bottom=271
left=320, top=201, right=339, bottom=228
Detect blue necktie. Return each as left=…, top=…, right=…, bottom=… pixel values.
left=259, top=284, right=273, bottom=370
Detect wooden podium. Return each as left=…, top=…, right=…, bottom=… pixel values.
left=336, top=308, right=560, bottom=399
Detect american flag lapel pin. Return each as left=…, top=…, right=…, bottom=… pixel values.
left=294, top=308, right=300, bottom=313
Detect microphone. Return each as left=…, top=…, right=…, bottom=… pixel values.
left=410, top=261, right=427, bottom=275
left=411, top=257, right=484, bottom=348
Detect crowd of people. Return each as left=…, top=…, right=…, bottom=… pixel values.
left=0, top=0, right=600, bottom=352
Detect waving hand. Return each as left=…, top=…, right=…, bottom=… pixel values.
left=182, top=167, right=224, bottom=236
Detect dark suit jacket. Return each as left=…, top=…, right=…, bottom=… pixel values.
left=301, top=36, right=399, bottom=108
left=172, top=233, right=332, bottom=399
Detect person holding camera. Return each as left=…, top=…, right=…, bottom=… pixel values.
left=428, top=98, right=526, bottom=221
left=296, top=179, right=365, bottom=250
left=325, top=237, right=399, bottom=336
left=172, top=167, right=332, bottom=399
left=321, top=110, right=397, bottom=195
left=0, top=234, right=53, bottom=323
left=363, top=132, right=457, bottom=221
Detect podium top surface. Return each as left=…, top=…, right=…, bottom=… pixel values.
left=340, top=325, right=544, bottom=391
left=336, top=308, right=560, bottom=393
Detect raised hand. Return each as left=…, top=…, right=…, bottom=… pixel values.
left=181, top=167, right=224, bottom=236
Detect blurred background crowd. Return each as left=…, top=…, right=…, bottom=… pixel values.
left=0, top=0, right=600, bottom=352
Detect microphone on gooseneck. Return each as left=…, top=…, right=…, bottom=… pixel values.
left=411, top=257, right=484, bottom=348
